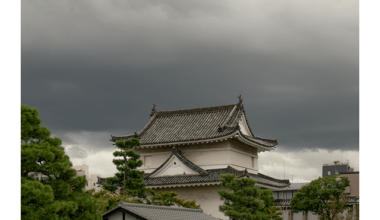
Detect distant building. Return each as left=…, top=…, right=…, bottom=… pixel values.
left=340, top=171, right=359, bottom=197
left=322, top=160, right=354, bottom=177
left=273, top=183, right=359, bottom=220
left=74, top=164, right=101, bottom=192
left=322, top=160, right=359, bottom=197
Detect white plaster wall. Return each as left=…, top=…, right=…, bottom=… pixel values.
left=155, top=185, right=227, bottom=220
left=230, top=151, right=252, bottom=169
left=150, top=156, right=199, bottom=177
left=308, top=212, right=319, bottom=220
left=293, top=212, right=303, bottom=220
left=182, top=150, right=230, bottom=165
left=73, top=165, right=89, bottom=180
left=281, top=210, right=289, bottom=220
left=136, top=140, right=259, bottom=174
left=91, top=174, right=100, bottom=181
left=238, top=113, right=253, bottom=137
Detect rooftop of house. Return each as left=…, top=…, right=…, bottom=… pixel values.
left=110, top=96, right=278, bottom=149
left=103, top=201, right=219, bottom=220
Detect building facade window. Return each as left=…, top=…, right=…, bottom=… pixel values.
left=278, top=191, right=284, bottom=199
left=251, top=157, right=258, bottom=169
left=293, top=191, right=298, bottom=197
left=273, top=191, right=278, bottom=199
left=286, top=191, right=292, bottom=199
left=328, top=171, right=331, bottom=176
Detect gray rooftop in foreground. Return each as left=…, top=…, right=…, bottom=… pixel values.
left=103, top=202, right=219, bottom=220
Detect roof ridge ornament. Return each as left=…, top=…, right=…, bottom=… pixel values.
left=172, top=146, right=182, bottom=155
left=243, top=168, right=248, bottom=176
left=150, top=104, right=157, bottom=117
left=237, top=95, right=243, bottom=107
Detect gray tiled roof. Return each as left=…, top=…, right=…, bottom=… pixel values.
left=272, top=183, right=309, bottom=191
left=146, top=147, right=209, bottom=177
left=274, top=196, right=359, bottom=207
left=98, top=166, right=290, bottom=188
left=110, top=100, right=278, bottom=147
left=103, top=202, right=219, bottom=220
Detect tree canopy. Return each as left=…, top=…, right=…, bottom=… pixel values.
left=21, top=104, right=102, bottom=220
left=102, top=138, right=146, bottom=199
left=145, top=188, right=200, bottom=209
left=217, top=173, right=281, bottom=220
left=89, top=188, right=200, bottom=213
left=290, top=175, right=350, bottom=220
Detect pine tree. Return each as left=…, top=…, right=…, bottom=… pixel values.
left=102, top=138, right=146, bottom=199
left=21, top=104, right=102, bottom=219
left=217, top=174, right=277, bottom=220
left=145, top=188, right=200, bottom=209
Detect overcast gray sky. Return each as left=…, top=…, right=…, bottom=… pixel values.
left=21, top=0, right=359, bottom=181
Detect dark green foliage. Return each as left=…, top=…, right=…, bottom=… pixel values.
left=217, top=174, right=279, bottom=220
left=88, top=189, right=141, bottom=214
left=89, top=188, right=200, bottom=213
left=21, top=104, right=51, bottom=143
left=265, top=206, right=283, bottom=220
left=89, top=188, right=202, bottom=216
left=102, top=138, right=146, bottom=198
left=290, top=175, right=350, bottom=220
left=21, top=104, right=102, bottom=220
left=145, top=188, right=201, bottom=209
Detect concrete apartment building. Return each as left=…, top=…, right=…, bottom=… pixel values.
left=322, top=161, right=359, bottom=197
left=74, top=164, right=101, bottom=192
left=322, top=160, right=354, bottom=177
left=273, top=162, right=359, bottom=220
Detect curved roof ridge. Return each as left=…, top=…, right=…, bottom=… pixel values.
left=251, top=135, right=278, bottom=144
left=240, top=133, right=278, bottom=146
left=145, top=147, right=208, bottom=178
left=120, top=201, right=203, bottom=212
left=137, top=111, right=157, bottom=137
left=256, top=172, right=290, bottom=184
left=155, top=104, right=236, bottom=117
left=110, top=133, right=135, bottom=142
left=172, top=148, right=208, bottom=176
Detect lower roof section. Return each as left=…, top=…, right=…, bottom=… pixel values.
left=98, top=166, right=290, bottom=190
left=103, top=201, right=219, bottom=220
left=274, top=196, right=359, bottom=207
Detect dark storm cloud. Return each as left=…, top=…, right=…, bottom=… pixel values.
left=22, top=0, right=359, bottom=152
left=66, top=146, right=87, bottom=159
